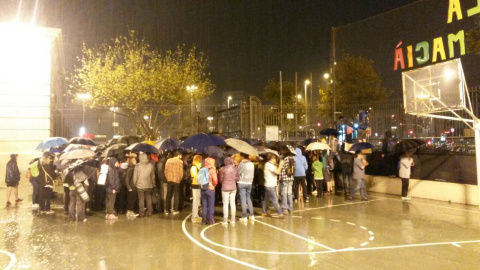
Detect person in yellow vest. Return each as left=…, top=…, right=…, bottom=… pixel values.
left=190, top=154, right=203, bottom=223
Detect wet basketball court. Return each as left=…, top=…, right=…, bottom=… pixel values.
left=1, top=184, right=480, bottom=269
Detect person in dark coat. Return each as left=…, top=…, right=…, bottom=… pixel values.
left=125, top=155, right=138, bottom=217
left=105, top=158, right=120, bottom=220
left=5, top=154, right=21, bottom=207
left=36, top=152, right=57, bottom=214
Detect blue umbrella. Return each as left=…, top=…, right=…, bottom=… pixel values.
left=36, top=137, right=69, bottom=150
left=125, top=143, right=159, bottom=154
left=179, top=133, right=225, bottom=152
left=348, top=142, right=374, bottom=152
left=154, top=138, right=180, bottom=151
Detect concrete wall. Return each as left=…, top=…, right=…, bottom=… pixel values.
left=365, top=175, right=479, bottom=206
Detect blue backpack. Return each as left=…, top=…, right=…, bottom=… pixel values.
left=197, top=167, right=210, bottom=190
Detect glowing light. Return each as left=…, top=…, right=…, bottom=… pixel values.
left=417, top=94, right=431, bottom=99
left=304, top=80, right=310, bottom=85
left=443, top=69, right=456, bottom=80
left=79, top=127, right=86, bottom=136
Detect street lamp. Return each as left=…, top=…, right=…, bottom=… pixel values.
left=77, top=93, right=91, bottom=129
left=304, top=80, right=310, bottom=134
left=110, top=107, right=119, bottom=136
left=207, top=116, right=214, bottom=131
left=227, top=96, right=232, bottom=136
left=187, top=85, right=198, bottom=134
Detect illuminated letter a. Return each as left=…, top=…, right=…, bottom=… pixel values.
left=447, top=0, right=463, bottom=23
left=394, top=47, right=405, bottom=71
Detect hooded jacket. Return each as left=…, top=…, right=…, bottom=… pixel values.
left=5, top=156, right=20, bottom=186
left=190, top=154, right=202, bottom=188
left=219, top=156, right=237, bottom=191
left=134, top=153, right=156, bottom=189
left=203, top=157, right=218, bottom=191
left=106, top=158, right=120, bottom=193
left=293, top=148, right=308, bottom=177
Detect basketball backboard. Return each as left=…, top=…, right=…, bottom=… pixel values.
left=402, top=59, right=466, bottom=115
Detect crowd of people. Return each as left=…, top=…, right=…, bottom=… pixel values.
left=5, top=138, right=415, bottom=223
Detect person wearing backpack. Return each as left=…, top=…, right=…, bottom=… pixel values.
left=200, top=157, right=218, bottom=224
left=219, top=156, right=237, bottom=225
left=190, top=154, right=203, bottom=223
left=279, top=147, right=294, bottom=214
left=5, top=154, right=21, bottom=207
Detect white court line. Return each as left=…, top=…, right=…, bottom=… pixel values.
left=369, top=236, right=375, bottom=241
left=181, top=214, right=265, bottom=270
left=369, top=195, right=480, bottom=214
left=451, top=243, right=461, bottom=247
left=360, top=226, right=367, bottom=230
left=330, top=219, right=340, bottom=222
left=254, top=219, right=336, bottom=251
left=360, top=242, right=369, bottom=247
left=293, top=199, right=386, bottom=213
left=368, top=231, right=374, bottom=235
left=346, top=222, right=356, bottom=226
left=0, top=249, right=16, bottom=270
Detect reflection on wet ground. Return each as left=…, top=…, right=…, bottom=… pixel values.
left=1, top=184, right=480, bottom=269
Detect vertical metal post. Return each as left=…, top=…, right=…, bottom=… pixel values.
left=295, top=72, right=298, bottom=140
left=280, top=71, right=283, bottom=141
left=331, top=27, right=337, bottom=128
left=475, top=119, right=480, bottom=208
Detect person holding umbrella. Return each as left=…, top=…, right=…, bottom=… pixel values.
left=36, top=152, right=57, bottom=214
left=5, top=154, right=21, bottom=207
left=399, top=152, right=415, bottom=201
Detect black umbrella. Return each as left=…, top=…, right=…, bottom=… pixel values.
left=154, top=138, right=180, bottom=151
left=348, top=142, right=374, bottom=152
left=179, top=133, right=226, bottom=152
left=397, top=139, right=425, bottom=153
left=125, top=143, right=159, bottom=154
left=320, top=128, right=339, bottom=137
left=102, top=143, right=128, bottom=158
left=302, top=138, right=317, bottom=146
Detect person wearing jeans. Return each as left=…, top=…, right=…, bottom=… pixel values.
left=237, top=153, right=255, bottom=221
left=201, top=157, right=218, bottom=224
left=190, top=155, right=203, bottom=223
left=293, top=147, right=309, bottom=203
left=219, top=156, right=237, bottom=224
left=164, top=152, right=184, bottom=214
left=279, top=149, right=294, bottom=213
left=262, top=153, right=285, bottom=218
left=350, top=151, right=369, bottom=201
left=134, top=153, right=156, bottom=217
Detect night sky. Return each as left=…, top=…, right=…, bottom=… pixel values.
left=1, top=0, right=427, bottom=101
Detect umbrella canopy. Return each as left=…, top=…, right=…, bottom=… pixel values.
left=204, top=145, right=225, bottom=157
left=302, top=138, right=317, bottom=146
left=397, top=139, right=425, bottom=153
left=306, top=142, right=331, bottom=151
left=102, top=143, right=128, bottom=158
left=36, top=137, right=68, bottom=150
left=225, top=138, right=259, bottom=157
left=225, top=147, right=239, bottom=156
left=320, top=128, right=339, bottom=137
left=125, top=143, right=160, bottom=154
left=60, top=149, right=95, bottom=160
left=179, top=133, right=225, bottom=152
left=69, top=137, right=96, bottom=146
left=348, top=142, right=375, bottom=152
left=63, top=144, right=89, bottom=152
left=256, top=146, right=279, bottom=157
left=154, top=138, right=180, bottom=151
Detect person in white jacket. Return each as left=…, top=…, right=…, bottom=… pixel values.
left=399, top=152, right=415, bottom=201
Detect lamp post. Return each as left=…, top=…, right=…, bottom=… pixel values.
left=77, top=93, right=91, bottom=129
left=227, top=96, right=232, bottom=136
left=207, top=116, right=214, bottom=132
left=296, top=94, right=301, bottom=140
left=187, top=85, right=198, bottom=134
left=304, top=80, right=310, bottom=136
left=110, top=107, right=119, bottom=136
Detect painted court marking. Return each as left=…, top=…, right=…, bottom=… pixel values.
left=181, top=215, right=265, bottom=270
left=0, top=249, right=17, bottom=270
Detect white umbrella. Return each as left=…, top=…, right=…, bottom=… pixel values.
left=306, top=142, right=331, bottom=151
left=60, top=149, right=95, bottom=160
left=225, top=138, right=259, bottom=157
